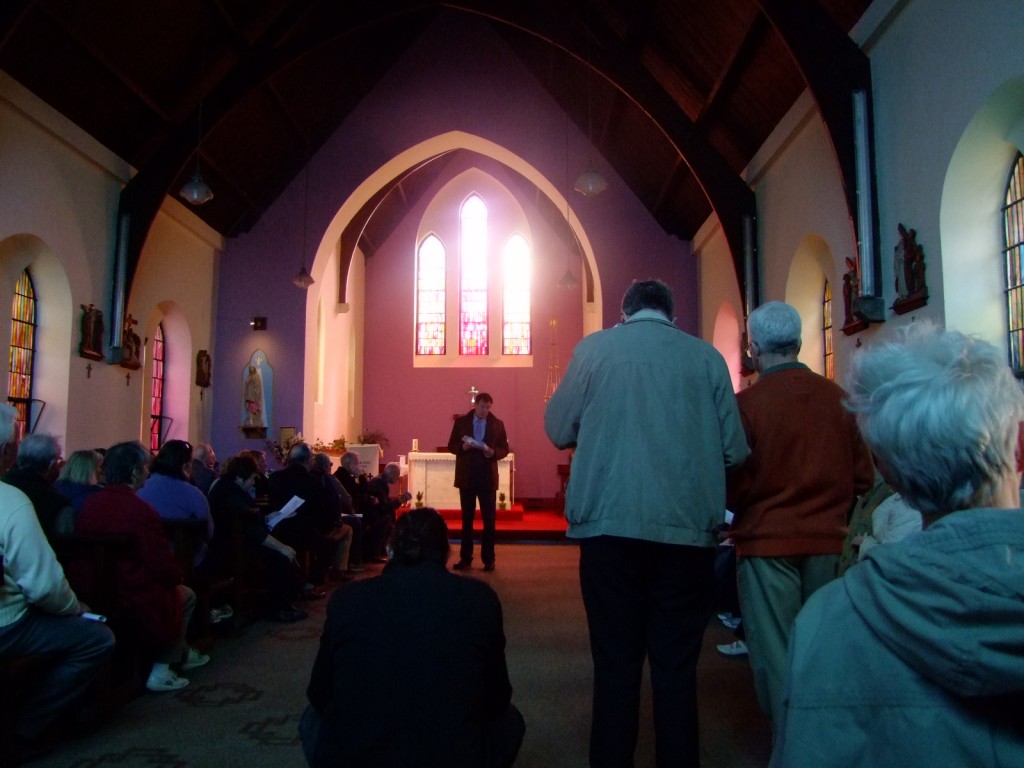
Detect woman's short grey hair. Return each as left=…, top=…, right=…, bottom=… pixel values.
left=748, top=301, right=802, bottom=354
left=847, top=323, right=1024, bottom=521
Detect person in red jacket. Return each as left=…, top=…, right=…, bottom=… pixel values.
left=74, top=441, right=210, bottom=692
left=727, top=302, right=874, bottom=737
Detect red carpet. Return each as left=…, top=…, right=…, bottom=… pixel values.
left=404, top=505, right=568, bottom=540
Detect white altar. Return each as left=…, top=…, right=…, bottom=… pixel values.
left=406, top=451, right=514, bottom=510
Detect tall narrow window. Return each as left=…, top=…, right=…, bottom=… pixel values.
left=8, top=269, right=36, bottom=440
left=460, top=195, right=488, bottom=355
left=416, top=234, right=446, bottom=354
left=149, top=323, right=166, bottom=452
left=1004, top=153, right=1024, bottom=373
left=822, top=280, right=834, bottom=381
left=502, top=234, right=531, bottom=354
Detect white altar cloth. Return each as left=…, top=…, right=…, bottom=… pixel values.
left=406, top=451, right=514, bottom=510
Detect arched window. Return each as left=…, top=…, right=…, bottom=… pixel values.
left=8, top=269, right=36, bottom=440
left=414, top=177, right=533, bottom=368
left=149, top=323, right=166, bottom=452
left=502, top=234, right=531, bottom=354
left=416, top=234, right=446, bottom=355
left=460, top=195, right=488, bottom=355
left=822, top=279, right=834, bottom=381
left=1004, top=152, right=1024, bottom=374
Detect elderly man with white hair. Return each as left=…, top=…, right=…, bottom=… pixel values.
left=0, top=405, right=115, bottom=762
left=771, top=324, right=1024, bottom=767
left=726, top=301, right=875, bottom=735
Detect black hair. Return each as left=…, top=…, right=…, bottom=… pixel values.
left=220, top=455, right=258, bottom=483
left=389, top=507, right=450, bottom=565
left=621, top=279, right=674, bottom=320
left=150, top=439, right=193, bottom=479
left=102, top=441, right=149, bottom=485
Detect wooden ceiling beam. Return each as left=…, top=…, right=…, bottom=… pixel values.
left=697, top=13, right=767, bottom=126
left=755, top=0, right=873, bottom=268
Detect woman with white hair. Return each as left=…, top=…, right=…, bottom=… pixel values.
left=771, top=324, right=1024, bottom=767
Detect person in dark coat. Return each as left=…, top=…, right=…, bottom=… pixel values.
left=447, top=393, right=509, bottom=571
left=300, top=507, right=524, bottom=768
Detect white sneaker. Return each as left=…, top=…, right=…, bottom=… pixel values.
left=147, top=668, right=190, bottom=692
left=716, top=640, right=748, bottom=657
left=721, top=616, right=742, bottom=630
left=179, top=648, right=210, bottom=671
left=209, top=604, right=234, bottom=624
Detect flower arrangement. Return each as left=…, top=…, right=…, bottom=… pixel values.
left=356, top=429, right=389, bottom=448
left=312, top=436, right=347, bottom=454
left=266, top=432, right=306, bottom=466
left=415, top=491, right=424, bottom=508
left=498, top=491, right=507, bottom=510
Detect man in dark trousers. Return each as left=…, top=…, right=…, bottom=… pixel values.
left=447, top=392, right=509, bottom=572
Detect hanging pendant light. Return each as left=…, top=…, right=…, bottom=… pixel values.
left=574, top=164, right=607, bottom=197
left=293, top=138, right=315, bottom=290
left=180, top=38, right=213, bottom=206
left=180, top=165, right=213, bottom=205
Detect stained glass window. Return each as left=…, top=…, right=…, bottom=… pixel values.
left=460, top=195, right=488, bottom=355
left=502, top=234, right=531, bottom=354
left=416, top=234, right=446, bottom=355
left=150, top=323, right=165, bottom=452
left=8, top=269, right=36, bottom=440
left=1004, top=153, right=1024, bottom=374
left=822, top=280, right=834, bottom=381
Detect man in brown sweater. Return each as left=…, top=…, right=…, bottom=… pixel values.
left=727, top=301, right=874, bottom=737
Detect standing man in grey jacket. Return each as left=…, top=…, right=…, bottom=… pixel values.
left=545, top=279, right=749, bottom=767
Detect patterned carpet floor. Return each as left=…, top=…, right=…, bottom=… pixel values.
left=33, top=542, right=770, bottom=768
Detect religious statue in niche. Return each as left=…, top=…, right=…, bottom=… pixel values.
left=841, top=257, right=869, bottom=335
left=119, top=313, right=142, bottom=370
left=196, top=349, right=212, bottom=388
left=892, top=222, right=928, bottom=315
left=79, top=303, right=104, bottom=361
left=240, top=350, right=273, bottom=439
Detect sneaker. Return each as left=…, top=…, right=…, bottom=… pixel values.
left=716, top=640, right=749, bottom=657
left=209, top=604, right=234, bottom=624
left=147, top=668, right=190, bottom=692
left=179, top=648, right=210, bottom=671
left=721, top=616, right=742, bottom=630
left=717, top=612, right=734, bottom=623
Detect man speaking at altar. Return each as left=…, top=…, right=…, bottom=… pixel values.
left=448, top=392, right=509, bottom=572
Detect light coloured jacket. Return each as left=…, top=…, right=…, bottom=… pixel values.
left=544, top=311, right=749, bottom=546
left=773, top=507, right=1024, bottom=768
left=1, top=482, right=80, bottom=627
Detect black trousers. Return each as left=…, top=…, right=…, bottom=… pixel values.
left=579, top=535, right=715, bottom=768
left=458, top=486, right=496, bottom=564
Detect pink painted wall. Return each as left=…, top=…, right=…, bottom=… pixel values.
left=213, top=10, right=695, bottom=499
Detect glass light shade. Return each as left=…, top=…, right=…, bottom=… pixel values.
left=574, top=165, right=608, bottom=197
left=557, top=267, right=580, bottom=291
left=179, top=168, right=214, bottom=205
left=292, top=265, right=315, bottom=289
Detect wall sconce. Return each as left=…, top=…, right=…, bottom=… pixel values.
left=250, top=316, right=267, bottom=331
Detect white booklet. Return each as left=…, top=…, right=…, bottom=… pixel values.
left=266, top=496, right=305, bottom=530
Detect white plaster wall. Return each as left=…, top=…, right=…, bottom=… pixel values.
left=0, top=72, right=221, bottom=452
left=869, top=0, right=1024, bottom=338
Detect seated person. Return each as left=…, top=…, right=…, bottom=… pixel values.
left=772, top=325, right=1024, bottom=766
left=312, top=452, right=362, bottom=577
left=189, top=443, right=218, bottom=496
left=239, top=448, right=271, bottom=502
left=138, top=439, right=214, bottom=569
left=336, top=451, right=389, bottom=563
left=73, top=441, right=209, bottom=692
left=0, top=405, right=115, bottom=763
left=54, top=448, right=104, bottom=516
left=301, top=507, right=525, bottom=768
left=267, top=442, right=342, bottom=596
left=1, top=433, right=74, bottom=541
left=206, top=455, right=307, bottom=623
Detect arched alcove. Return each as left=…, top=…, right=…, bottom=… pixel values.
left=785, top=235, right=834, bottom=378
left=0, top=233, right=73, bottom=438
left=941, top=76, right=1024, bottom=349
left=143, top=301, right=193, bottom=444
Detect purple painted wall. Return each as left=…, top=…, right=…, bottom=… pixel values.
left=212, top=10, right=695, bottom=498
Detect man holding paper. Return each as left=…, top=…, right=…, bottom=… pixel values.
left=447, top=392, right=509, bottom=572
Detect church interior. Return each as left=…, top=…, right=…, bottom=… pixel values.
left=2, top=0, right=1024, bottom=764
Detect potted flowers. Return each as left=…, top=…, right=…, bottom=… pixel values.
left=498, top=491, right=507, bottom=510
